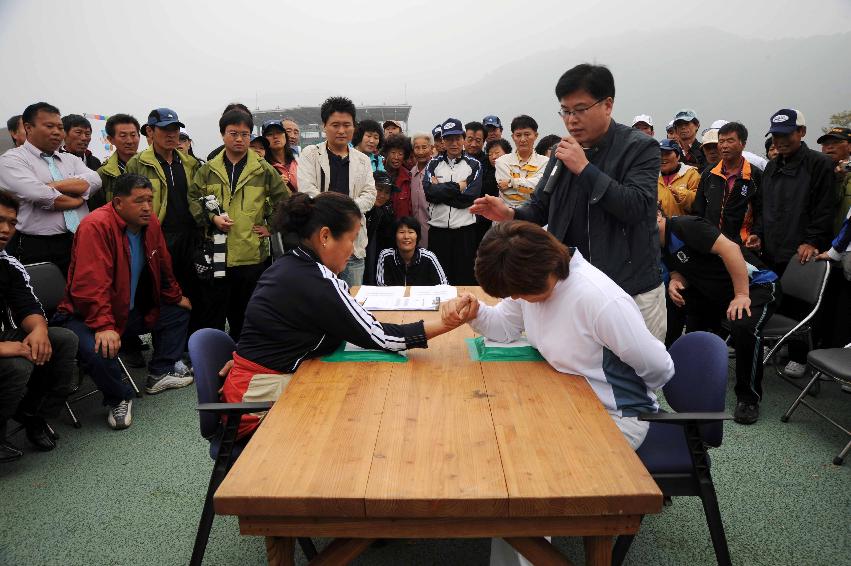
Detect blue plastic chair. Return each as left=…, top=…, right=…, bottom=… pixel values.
left=187, top=328, right=316, bottom=565
left=613, top=331, right=732, bottom=566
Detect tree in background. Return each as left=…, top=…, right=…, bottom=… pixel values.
left=825, top=110, right=851, bottom=132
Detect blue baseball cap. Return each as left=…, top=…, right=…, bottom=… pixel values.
left=483, top=115, right=502, bottom=129
left=441, top=118, right=464, bottom=137
left=432, top=124, right=443, bottom=139
left=673, top=109, right=699, bottom=125
left=261, top=119, right=285, bottom=135
left=146, top=108, right=184, bottom=129
left=766, top=108, right=805, bottom=136
left=659, top=138, right=682, bottom=157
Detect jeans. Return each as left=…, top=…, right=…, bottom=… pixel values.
left=339, top=256, right=365, bottom=288
left=58, top=305, right=190, bottom=407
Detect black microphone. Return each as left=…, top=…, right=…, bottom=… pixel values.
left=543, top=160, right=563, bottom=194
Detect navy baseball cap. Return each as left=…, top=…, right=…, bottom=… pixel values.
left=432, top=124, right=443, bottom=139
left=483, top=115, right=502, bottom=129
left=441, top=118, right=464, bottom=137
left=767, top=109, right=805, bottom=136
left=261, top=119, right=285, bottom=135
left=673, top=109, right=698, bottom=125
left=659, top=138, right=682, bottom=157
left=146, top=108, right=184, bottom=129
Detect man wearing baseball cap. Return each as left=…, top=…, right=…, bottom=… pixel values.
left=632, top=115, right=654, bottom=137
left=482, top=115, right=503, bottom=142
left=383, top=120, right=403, bottom=139
left=127, top=108, right=204, bottom=335
left=431, top=124, right=444, bottom=155
left=817, top=126, right=851, bottom=232
left=748, top=108, right=835, bottom=379
left=672, top=109, right=706, bottom=171
left=422, top=117, right=482, bottom=284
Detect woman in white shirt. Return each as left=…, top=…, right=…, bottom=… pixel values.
left=446, top=221, right=674, bottom=449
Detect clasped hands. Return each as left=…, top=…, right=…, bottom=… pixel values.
left=439, top=293, right=480, bottom=329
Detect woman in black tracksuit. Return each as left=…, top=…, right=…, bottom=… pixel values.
left=376, top=216, right=448, bottom=286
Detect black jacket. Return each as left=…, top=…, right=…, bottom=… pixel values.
left=0, top=251, right=44, bottom=331
left=753, top=142, right=835, bottom=267
left=363, top=202, right=396, bottom=285
left=375, top=247, right=448, bottom=286
left=514, top=120, right=662, bottom=296
left=681, top=139, right=706, bottom=171
left=693, top=159, right=763, bottom=245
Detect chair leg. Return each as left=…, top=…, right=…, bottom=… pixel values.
left=298, top=537, right=318, bottom=559
left=611, top=534, right=635, bottom=566
left=684, top=424, right=732, bottom=566
left=780, top=372, right=822, bottom=423
left=834, top=439, right=851, bottom=466
left=65, top=401, right=81, bottom=429
left=118, top=356, right=143, bottom=398
left=190, top=416, right=241, bottom=566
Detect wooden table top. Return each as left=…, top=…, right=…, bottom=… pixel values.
left=214, top=286, right=662, bottom=522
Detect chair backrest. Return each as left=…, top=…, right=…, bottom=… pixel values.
left=780, top=256, right=830, bottom=306
left=188, top=328, right=236, bottom=439
left=665, top=331, right=729, bottom=447
left=24, top=262, right=66, bottom=312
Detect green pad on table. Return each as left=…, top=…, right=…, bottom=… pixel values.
left=465, top=336, right=545, bottom=362
left=321, top=342, right=408, bottom=363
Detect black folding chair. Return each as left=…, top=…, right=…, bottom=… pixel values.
left=24, top=262, right=141, bottom=428
left=761, top=256, right=831, bottom=385
left=781, top=343, right=851, bottom=465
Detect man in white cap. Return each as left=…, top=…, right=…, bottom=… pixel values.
left=631, top=115, right=654, bottom=137
left=672, top=109, right=705, bottom=170
left=383, top=120, right=403, bottom=138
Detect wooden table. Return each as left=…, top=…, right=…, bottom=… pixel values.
left=214, top=287, right=662, bottom=565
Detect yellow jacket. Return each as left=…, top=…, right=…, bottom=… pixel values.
left=658, top=164, right=700, bottom=216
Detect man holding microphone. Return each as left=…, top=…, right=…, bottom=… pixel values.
left=471, top=63, right=666, bottom=341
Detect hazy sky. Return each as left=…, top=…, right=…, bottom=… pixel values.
left=2, top=0, right=850, bottom=153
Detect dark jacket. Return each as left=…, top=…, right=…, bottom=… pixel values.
left=681, top=139, right=706, bottom=171
left=376, top=247, right=448, bottom=286
left=57, top=204, right=183, bottom=334
left=0, top=251, right=45, bottom=331
left=363, top=202, right=397, bottom=285
left=753, top=142, right=835, bottom=267
left=514, top=120, right=662, bottom=296
left=693, top=158, right=763, bottom=245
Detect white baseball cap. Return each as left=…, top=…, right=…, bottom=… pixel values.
left=632, top=114, right=653, bottom=127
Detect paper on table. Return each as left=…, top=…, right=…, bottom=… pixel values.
left=484, top=337, right=534, bottom=349
left=409, top=285, right=458, bottom=301
left=362, top=296, right=440, bottom=311
left=345, top=342, right=408, bottom=357
left=354, top=285, right=405, bottom=302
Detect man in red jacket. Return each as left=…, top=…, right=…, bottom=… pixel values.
left=55, top=173, right=192, bottom=429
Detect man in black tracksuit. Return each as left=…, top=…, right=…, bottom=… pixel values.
left=746, top=109, right=835, bottom=378
left=659, top=213, right=781, bottom=424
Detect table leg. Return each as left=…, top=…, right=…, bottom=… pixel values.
left=265, top=536, right=295, bottom=566
left=583, top=536, right=613, bottom=566
left=504, top=537, right=574, bottom=566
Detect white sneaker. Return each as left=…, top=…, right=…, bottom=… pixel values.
left=784, top=361, right=807, bottom=379
left=107, top=400, right=133, bottom=430
left=145, top=372, right=193, bottom=395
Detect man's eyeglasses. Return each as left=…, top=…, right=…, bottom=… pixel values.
left=558, top=98, right=606, bottom=119
left=226, top=131, right=251, bottom=139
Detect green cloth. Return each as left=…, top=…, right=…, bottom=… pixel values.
left=126, top=146, right=200, bottom=223
left=321, top=341, right=408, bottom=363
left=465, top=336, right=545, bottom=361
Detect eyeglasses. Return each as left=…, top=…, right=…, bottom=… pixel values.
left=225, top=131, right=251, bottom=139
left=558, top=98, right=606, bottom=119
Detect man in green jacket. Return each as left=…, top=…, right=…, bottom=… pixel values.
left=127, top=108, right=204, bottom=339
left=189, top=109, right=290, bottom=340
left=94, top=114, right=141, bottom=209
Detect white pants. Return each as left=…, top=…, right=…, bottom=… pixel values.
left=632, top=283, right=667, bottom=343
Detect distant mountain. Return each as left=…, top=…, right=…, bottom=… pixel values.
left=407, top=28, right=851, bottom=150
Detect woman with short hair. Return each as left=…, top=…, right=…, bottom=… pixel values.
left=444, top=220, right=674, bottom=450
left=376, top=216, right=447, bottom=286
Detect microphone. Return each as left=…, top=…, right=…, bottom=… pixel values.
left=543, top=160, right=563, bottom=194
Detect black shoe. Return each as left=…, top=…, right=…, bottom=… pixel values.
left=120, top=350, right=146, bottom=369
left=25, top=422, right=56, bottom=451
left=0, top=439, right=24, bottom=463
left=734, top=401, right=759, bottom=425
